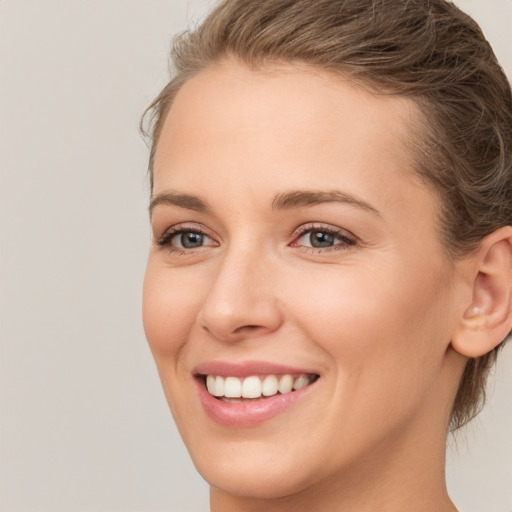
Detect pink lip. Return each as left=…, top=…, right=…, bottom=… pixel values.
left=193, top=361, right=320, bottom=427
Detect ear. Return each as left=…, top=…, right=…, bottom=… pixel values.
left=451, top=226, right=512, bottom=358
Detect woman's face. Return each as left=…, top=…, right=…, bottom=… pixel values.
left=143, top=62, right=465, bottom=499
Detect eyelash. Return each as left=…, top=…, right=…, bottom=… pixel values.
left=155, top=226, right=214, bottom=255
left=155, top=223, right=357, bottom=254
left=290, top=224, right=357, bottom=253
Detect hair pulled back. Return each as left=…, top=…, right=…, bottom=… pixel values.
left=142, top=0, right=512, bottom=430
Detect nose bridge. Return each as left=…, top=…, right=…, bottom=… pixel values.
left=198, top=241, right=282, bottom=341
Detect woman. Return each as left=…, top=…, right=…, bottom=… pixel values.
left=141, top=0, right=512, bottom=510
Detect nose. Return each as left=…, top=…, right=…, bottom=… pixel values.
left=197, top=247, right=283, bottom=343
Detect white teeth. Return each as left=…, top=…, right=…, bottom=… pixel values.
left=224, top=376, right=242, bottom=398
left=206, top=375, right=225, bottom=396
left=214, top=375, right=224, bottom=397
left=278, top=374, right=293, bottom=394
left=205, top=373, right=317, bottom=399
left=293, top=375, right=310, bottom=390
left=206, top=375, right=216, bottom=395
left=262, top=375, right=278, bottom=396
left=242, top=376, right=262, bottom=398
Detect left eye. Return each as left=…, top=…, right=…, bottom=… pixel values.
left=294, top=229, right=355, bottom=249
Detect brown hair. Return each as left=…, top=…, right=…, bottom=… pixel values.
left=142, top=0, right=512, bottom=430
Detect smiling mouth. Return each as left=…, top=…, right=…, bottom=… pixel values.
left=202, top=373, right=320, bottom=402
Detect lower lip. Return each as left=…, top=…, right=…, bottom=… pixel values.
left=195, top=378, right=317, bottom=427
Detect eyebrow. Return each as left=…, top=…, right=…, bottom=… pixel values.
left=149, top=191, right=209, bottom=216
left=272, top=190, right=381, bottom=216
left=149, top=188, right=381, bottom=217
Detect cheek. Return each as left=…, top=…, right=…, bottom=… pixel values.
left=142, top=262, right=209, bottom=428
left=277, top=261, right=455, bottom=462
left=286, top=258, right=453, bottom=395
left=142, top=262, right=201, bottom=358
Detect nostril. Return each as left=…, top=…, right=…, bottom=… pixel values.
left=234, top=325, right=261, bottom=333
left=201, top=323, right=262, bottom=339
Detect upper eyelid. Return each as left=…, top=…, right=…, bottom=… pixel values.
left=291, top=222, right=357, bottom=240
left=156, top=222, right=215, bottom=238
left=154, top=224, right=213, bottom=246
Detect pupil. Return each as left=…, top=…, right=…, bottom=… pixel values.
left=181, top=232, right=203, bottom=248
left=310, top=231, right=334, bottom=248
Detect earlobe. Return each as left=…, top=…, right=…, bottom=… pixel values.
left=451, top=226, right=512, bottom=358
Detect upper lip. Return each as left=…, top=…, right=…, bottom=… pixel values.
left=193, top=360, right=320, bottom=378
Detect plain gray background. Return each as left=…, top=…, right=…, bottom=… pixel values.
left=0, top=1, right=511, bottom=511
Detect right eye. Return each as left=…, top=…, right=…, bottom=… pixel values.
left=173, top=231, right=207, bottom=249
left=156, top=228, right=217, bottom=252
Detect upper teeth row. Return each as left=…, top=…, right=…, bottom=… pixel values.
left=206, top=374, right=313, bottom=399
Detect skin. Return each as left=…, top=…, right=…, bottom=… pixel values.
left=143, top=61, right=473, bottom=511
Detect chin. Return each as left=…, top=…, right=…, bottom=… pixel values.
left=197, top=457, right=316, bottom=500
left=179, top=432, right=317, bottom=499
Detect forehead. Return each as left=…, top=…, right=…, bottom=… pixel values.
left=154, top=61, right=423, bottom=186
left=152, top=61, right=431, bottom=216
